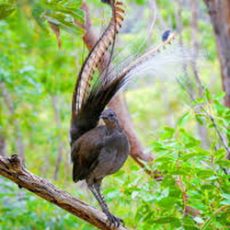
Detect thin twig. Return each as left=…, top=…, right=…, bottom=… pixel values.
left=177, top=78, right=230, bottom=160
left=201, top=205, right=229, bottom=230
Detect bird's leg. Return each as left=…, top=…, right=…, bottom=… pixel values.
left=88, top=181, right=123, bottom=227
left=89, top=183, right=108, bottom=214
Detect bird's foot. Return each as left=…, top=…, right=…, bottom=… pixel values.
left=105, top=212, right=124, bottom=228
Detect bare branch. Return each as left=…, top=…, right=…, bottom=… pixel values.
left=0, top=155, right=127, bottom=230
left=204, top=0, right=230, bottom=107
left=176, top=176, right=200, bottom=217
left=177, top=79, right=230, bottom=160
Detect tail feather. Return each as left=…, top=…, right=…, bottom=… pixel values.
left=114, top=31, right=177, bottom=83
left=71, top=31, right=177, bottom=143
left=71, top=10, right=178, bottom=144
left=71, top=0, right=125, bottom=144
left=72, top=0, right=125, bottom=115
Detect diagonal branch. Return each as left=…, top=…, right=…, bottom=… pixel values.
left=0, top=154, right=127, bottom=230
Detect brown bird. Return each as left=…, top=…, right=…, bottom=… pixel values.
left=70, top=0, right=176, bottom=226
left=71, top=109, right=129, bottom=226
left=70, top=0, right=128, bottom=227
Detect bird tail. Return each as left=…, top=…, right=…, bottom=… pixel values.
left=70, top=1, right=178, bottom=145
left=70, top=0, right=125, bottom=144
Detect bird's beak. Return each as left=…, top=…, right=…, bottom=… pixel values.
left=100, top=114, right=107, bottom=119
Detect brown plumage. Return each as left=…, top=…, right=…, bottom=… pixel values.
left=71, top=109, right=129, bottom=227
left=71, top=108, right=130, bottom=227
left=72, top=0, right=125, bottom=115
left=70, top=0, right=177, bottom=226
left=70, top=0, right=129, bottom=227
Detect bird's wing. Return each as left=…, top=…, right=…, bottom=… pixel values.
left=71, top=126, right=107, bottom=182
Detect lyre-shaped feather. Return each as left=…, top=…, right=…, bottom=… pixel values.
left=83, top=31, right=178, bottom=120
left=73, top=0, right=125, bottom=115
left=107, top=31, right=177, bottom=85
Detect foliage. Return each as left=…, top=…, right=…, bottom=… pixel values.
left=0, top=1, right=16, bottom=20
left=0, top=0, right=229, bottom=229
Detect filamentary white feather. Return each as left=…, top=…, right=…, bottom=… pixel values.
left=111, top=32, right=203, bottom=92
left=126, top=42, right=195, bottom=81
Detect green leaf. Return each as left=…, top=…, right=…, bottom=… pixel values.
left=220, top=193, right=230, bottom=205
left=177, top=112, right=191, bottom=126
left=0, top=3, right=16, bottom=19
left=195, top=113, right=205, bottom=125
left=157, top=197, right=179, bottom=207
left=197, top=169, right=215, bottom=178
left=32, top=0, right=84, bottom=32
left=152, top=142, right=168, bottom=151
left=160, top=127, right=175, bottom=139
left=43, top=12, right=84, bottom=35
left=193, top=216, right=204, bottom=224
left=153, top=216, right=181, bottom=226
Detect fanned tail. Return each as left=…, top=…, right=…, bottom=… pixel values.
left=72, top=31, right=177, bottom=145
left=70, top=0, right=125, bottom=144
left=73, top=0, right=125, bottom=114
left=114, top=31, right=177, bottom=84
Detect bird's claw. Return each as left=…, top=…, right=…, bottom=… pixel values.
left=105, top=212, right=124, bottom=228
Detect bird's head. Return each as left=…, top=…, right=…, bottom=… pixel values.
left=100, top=109, right=119, bottom=129
left=101, top=0, right=112, bottom=5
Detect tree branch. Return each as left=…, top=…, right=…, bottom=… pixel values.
left=0, top=155, right=127, bottom=230
left=204, top=0, right=230, bottom=108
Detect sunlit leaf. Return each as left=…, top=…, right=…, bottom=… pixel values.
left=0, top=2, right=16, bottom=19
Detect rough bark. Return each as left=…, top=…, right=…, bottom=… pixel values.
left=0, top=154, right=127, bottom=230
left=79, top=2, right=153, bottom=162
left=204, top=0, right=230, bottom=107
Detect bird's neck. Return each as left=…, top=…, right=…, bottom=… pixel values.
left=106, top=120, right=122, bottom=134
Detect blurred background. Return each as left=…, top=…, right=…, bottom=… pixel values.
left=0, top=0, right=229, bottom=229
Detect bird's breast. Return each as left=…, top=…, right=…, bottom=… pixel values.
left=103, top=132, right=130, bottom=175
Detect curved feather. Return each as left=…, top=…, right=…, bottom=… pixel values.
left=73, top=0, right=125, bottom=115
left=70, top=31, right=180, bottom=145
left=78, top=32, right=178, bottom=132
left=106, top=31, right=177, bottom=86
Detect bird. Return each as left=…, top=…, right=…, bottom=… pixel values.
left=70, top=0, right=128, bottom=227
left=70, top=0, right=177, bottom=227
left=71, top=109, right=129, bottom=226
left=161, top=30, right=172, bottom=42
